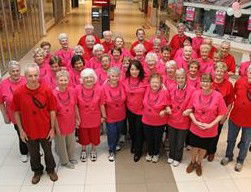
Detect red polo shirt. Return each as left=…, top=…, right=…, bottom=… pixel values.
left=13, top=84, right=57, bottom=140
left=83, top=47, right=93, bottom=61
left=102, top=41, right=114, bottom=53
left=169, top=34, right=188, bottom=59
left=130, top=40, right=153, bottom=57
left=222, top=54, right=236, bottom=73
left=78, top=34, right=101, bottom=49
left=230, top=77, right=251, bottom=127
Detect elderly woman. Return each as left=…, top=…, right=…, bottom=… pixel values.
left=78, top=24, right=101, bottom=49
left=201, top=38, right=217, bottom=59
left=73, top=45, right=84, bottom=56
left=134, top=43, right=146, bottom=64
left=0, top=61, right=27, bottom=162
left=163, top=60, right=177, bottom=90
left=198, top=44, right=214, bottom=74
left=239, top=51, right=251, bottom=77
left=76, top=68, right=105, bottom=162
left=102, top=67, right=126, bottom=162
left=174, top=45, right=193, bottom=71
left=192, top=28, right=204, bottom=55
left=167, top=69, right=195, bottom=167
left=113, top=36, right=131, bottom=57
left=102, top=30, right=114, bottom=53
left=186, top=74, right=227, bottom=176
left=123, top=60, right=146, bottom=162
left=174, top=37, right=197, bottom=60
left=144, top=52, right=164, bottom=80
left=33, top=48, right=49, bottom=81
left=111, top=48, right=122, bottom=68
left=55, top=33, right=74, bottom=69
left=95, top=54, right=111, bottom=85
left=187, top=60, right=201, bottom=89
left=87, top=44, right=104, bottom=69
left=53, top=70, right=78, bottom=169
left=70, top=55, right=85, bottom=87
left=40, top=41, right=52, bottom=67
left=149, top=29, right=168, bottom=47
left=221, top=65, right=251, bottom=172
left=203, top=62, right=234, bottom=162
left=160, top=46, right=171, bottom=66
left=142, top=73, right=169, bottom=163
left=150, top=38, right=162, bottom=58
left=83, top=35, right=95, bottom=60
left=220, top=41, right=236, bottom=76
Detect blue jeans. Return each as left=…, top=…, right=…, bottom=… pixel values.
left=106, top=120, right=125, bottom=153
left=225, top=120, right=251, bottom=164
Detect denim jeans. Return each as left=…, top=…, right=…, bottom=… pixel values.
left=106, top=120, right=125, bottom=153
left=225, top=120, right=251, bottom=164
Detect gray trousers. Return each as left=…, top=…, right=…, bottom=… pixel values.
left=55, top=132, right=76, bottom=165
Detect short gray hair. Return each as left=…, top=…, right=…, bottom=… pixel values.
left=93, top=44, right=104, bottom=54
left=73, top=45, right=84, bottom=55
left=103, top=30, right=112, bottom=36
left=8, top=60, right=20, bottom=71
left=133, top=43, right=146, bottom=52
left=80, top=68, right=97, bottom=83
left=33, top=48, right=45, bottom=58
left=58, top=33, right=68, bottom=41
left=145, top=52, right=158, bottom=63
left=85, top=24, right=94, bottom=30
left=153, top=38, right=161, bottom=45
left=107, top=67, right=120, bottom=76
left=175, top=68, right=186, bottom=77
left=56, top=70, right=69, bottom=80
left=166, top=60, right=177, bottom=68
left=24, top=63, right=39, bottom=76
left=85, top=35, right=95, bottom=42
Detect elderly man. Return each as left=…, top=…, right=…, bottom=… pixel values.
left=78, top=24, right=100, bottom=49
left=130, top=28, right=152, bottom=57
left=220, top=41, right=236, bottom=76
left=170, top=23, right=188, bottom=59
left=13, top=64, right=58, bottom=184
left=101, top=30, right=114, bottom=53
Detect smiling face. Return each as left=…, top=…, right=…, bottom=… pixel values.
left=166, top=64, right=176, bottom=77
left=189, top=63, right=199, bottom=76
left=115, top=38, right=124, bottom=48
left=101, top=56, right=110, bottom=70
left=57, top=76, right=69, bottom=89
left=74, top=60, right=84, bottom=72
left=161, top=50, right=171, bottom=61
left=176, top=73, right=186, bottom=88
left=220, top=43, right=230, bottom=56
left=34, top=54, right=44, bottom=66
left=95, top=49, right=104, bottom=59
left=200, top=48, right=209, bottom=60
left=137, top=30, right=145, bottom=41
left=130, top=64, right=140, bottom=78
left=86, top=38, right=95, bottom=49
left=150, top=77, right=161, bottom=92
left=108, top=72, right=120, bottom=85
left=9, top=66, right=21, bottom=81
left=26, top=67, right=39, bottom=87
left=83, top=75, right=95, bottom=88
left=60, top=39, right=69, bottom=49
left=112, top=49, right=121, bottom=61
left=50, top=63, right=61, bottom=73
left=214, top=67, right=225, bottom=81
left=147, top=58, right=157, bottom=70
left=184, top=46, right=192, bottom=60
left=42, top=45, right=51, bottom=55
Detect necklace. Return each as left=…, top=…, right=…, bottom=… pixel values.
left=81, top=88, right=94, bottom=101
left=147, top=90, right=160, bottom=107
left=109, top=89, right=122, bottom=101
left=199, top=92, right=213, bottom=114
left=57, top=91, right=70, bottom=106
left=128, top=77, right=140, bottom=88
left=173, top=88, right=187, bottom=104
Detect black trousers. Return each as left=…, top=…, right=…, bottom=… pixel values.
left=14, top=124, right=28, bottom=155
left=207, top=124, right=224, bottom=154
left=127, top=110, right=144, bottom=156
left=143, top=124, right=165, bottom=156
left=27, top=139, right=56, bottom=174
left=168, top=126, right=187, bottom=162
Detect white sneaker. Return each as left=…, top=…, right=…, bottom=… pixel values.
left=146, top=154, right=152, bottom=162
left=90, top=151, right=97, bottom=162
left=80, top=150, right=87, bottom=162
left=20, top=155, right=28, bottom=163
left=152, top=155, right=159, bottom=163
left=172, top=160, right=180, bottom=167
left=119, top=135, right=126, bottom=143
left=116, top=145, right=121, bottom=151
left=167, top=158, right=174, bottom=164
left=108, top=152, right=115, bottom=162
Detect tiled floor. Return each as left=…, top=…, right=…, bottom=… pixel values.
left=1, top=0, right=251, bottom=192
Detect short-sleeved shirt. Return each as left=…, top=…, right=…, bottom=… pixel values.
left=13, top=84, right=57, bottom=139
left=95, top=68, right=108, bottom=86
left=197, top=58, right=214, bottom=74
left=102, top=41, right=114, bottom=53
left=170, top=34, right=188, bottom=59
left=239, top=61, right=250, bottom=77
left=130, top=40, right=153, bottom=57
left=55, top=48, right=74, bottom=69
left=222, top=54, right=236, bottom=73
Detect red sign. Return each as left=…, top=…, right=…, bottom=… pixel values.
left=186, top=7, right=195, bottom=21
left=92, top=0, right=110, bottom=6
left=215, top=11, right=226, bottom=25
left=248, top=16, right=251, bottom=31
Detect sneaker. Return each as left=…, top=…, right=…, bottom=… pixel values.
left=172, top=160, right=180, bottom=167
left=48, top=171, right=58, bottom=182
left=234, top=163, right=243, bottom=172
left=152, top=155, right=159, bottom=163
left=20, top=155, right=28, bottom=163
left=80, top=150, right=87, bottom=162
left=31, top=172, right=42, bottom=184
left=167, top=158, right=174, bottom=164
left=119, top=135, right=126, bottom=143
left=146, top=154, right=152, bottom=162
left=108, top=152, right=115, bottom=162
left=220, top=157, right=232, bottom=166
left=62, top=162, right=75, bottom=169
left=90, top=151, right=97, bottom=162
left=70, top=159, right=78, bottom=165
left=116, top=145, right=121, bottom=151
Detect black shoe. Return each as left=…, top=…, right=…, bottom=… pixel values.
left=237, top=142, right=240, bottom=149
left=130, top=147, right=135, bottom=154
left=249, top=145, right=251, bottom=152
left=134, top=155, right=141, bottom=162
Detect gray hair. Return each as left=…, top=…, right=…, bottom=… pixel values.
left=133, top=43, right=146, bottom=52
left=8, top=60, right=20, bottom=71
left=58, top=33, right=68, bottom=41
left=56, top=70, right=69, bottom=80
left=93, top=44, right=104, bottom=54
left=103, top=30, right=112, bottom=36
left=107, top=67, right=120, bottom=76
left=80, top=68, right=97, bottom=83
left=85, top=35, right=95, bottom=42
left=33, top=48, right=45, bottom=58
left=84, top=24, right=94, bottom=30
left=166, top=60, right=177, bottom=68
left=73, top=45, right=84, bottom=55
left=145, top=52, right=158, bottom=63
left=153, top=38, right=161, bottom=45
left=24, top=63, right=40, bottom=76
left=177, top=23, right=185, bottom=29
left=175, top=68, right=186, bottom=77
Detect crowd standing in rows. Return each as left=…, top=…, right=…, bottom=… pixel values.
left=0, top=23, right=251, bottom=184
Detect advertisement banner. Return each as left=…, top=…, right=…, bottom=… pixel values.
left=215, top=10, right=226, bottom=25
left=186, top=7, right=195, bottom=21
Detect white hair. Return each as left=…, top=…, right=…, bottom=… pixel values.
left=85, top=35, right=95, bottom=42
left=103, top=30, right=112, bottom=36
left=93, top=44, right=104, bottom=54
left=166, top=60, right=177, bottom=68
left=33, top=48, right=45, bottom=58
left=153, top=38, right=161, bottom=45
left=85, top=24, right=94, bottom=30
left=80, top=68, right=97, bottom=83
left=24, top=63, right=39, bottom=76
left=175, top=68, right=186, bottom=76
left=58, top=33, right=68, bottom=41
left=107, top=67, right=120, bottom=76
left=56, top=70, right=69, bottom=80
left=133, top=43, right=146, bottom=52
left=8, top=60, right=20, bottom=71
left=177, top=23, right=185, bottom=28
left=73, top=45, right=84, bottom=54
left=145, top=52, right=158, bottom=63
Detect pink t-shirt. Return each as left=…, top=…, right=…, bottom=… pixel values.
left=197, top=58, right=214, bottom=74
left=110, top=58, right=122, bottom=68
left=55, top=48, right=74, bottom=69
left=142, top=86, right=168, bottom=126
left=162, top=74, right=177, bottom=91
left=0, top=77, right=26, bottom=123
left=239, top=61, right=250, bottom=77
left=95, top=68, right=108, bottom=86
left=174, top=56, right=191, bottom=71
left=168, top=85, right=195, bottom=130
left=44, top=54, right=52, bottom=67
left=44, top=71, right=57, bottom=90
left=102, top=81, right=126, bottom=123
left=144, top=64, right=165, bottom=81
left=39, top=64, right=50, bottom=83
left=76, top=84, right=104, bottom=128
left=53, top=87, right=76, bottom=135
left=174, top=48, right=198, bottom=60
left=87, top=57, right=102, bottom=70
left=187, top=75, right=201, bottom=89
left=149, top=36, right=168, bottom=47
left=187, top=89, right=227, bottom=138
left=192, top=37, right=204, bottom=54
left=70, top=69, right=81, bottom=88
left=123, top=77, right=146, bottom=115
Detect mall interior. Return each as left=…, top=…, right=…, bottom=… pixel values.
left=0, top=0, right=251, bottom=191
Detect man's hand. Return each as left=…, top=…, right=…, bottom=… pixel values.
left=20, top=129, right=28, bottom=143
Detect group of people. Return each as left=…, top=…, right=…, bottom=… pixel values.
left=0, top=23, right=250, bottom=184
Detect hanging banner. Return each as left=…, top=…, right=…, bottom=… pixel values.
left=17, top=0, right=27, bottom=14
left=186, top=7, right=195, bottom=21
left=215, top=10, right=226, bottom=25
left=248, top=16, right=251, bottom=31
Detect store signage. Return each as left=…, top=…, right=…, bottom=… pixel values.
left=92, top=0, right=110, bottom=6
left=186, top=7, right=195, bottom=21
left=248, top=16, right=251, bottom=31
left=215, top=10, right=226, bottom=25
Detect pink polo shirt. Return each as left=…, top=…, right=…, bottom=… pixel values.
left=187, top=75, right=201, bottom=89
left=70, top=69, right=81, bottom=88
left=0, top=77, right=26, bottom=123
left=174, top=56, right=191, bottom=71
left=188, top=90, right=227, bottom=138
left=123, top=77, right=146, bottom=115
left=142, top=86, right=169, bottom=126
left=162, top=74, right=176, bottom=91
left=87, top=57, right=102, bottom=70
left=239, top=61, right=250, bottom=77
left=39, top=64, right=50, bottom=82
left=168, top=85, right=195, bottom=130
left=55, top=48, right=74, bottom=69
left=102, top=81, right=126, bottom=123
left=53, top=88, right=76, bottom=135
left=44, top=71, right=57, bottom=90
left=197, top=58, right=214, bottom=74
left=76, top=84, right=104, bottom=128
left=95, top=68, right=108, bottom=86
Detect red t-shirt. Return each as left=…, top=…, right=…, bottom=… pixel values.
left=230, top=77, right=251, bottom=127
left=78, top=34, right=100, bottom=49
left=102, top=41, right=114, bottom=53
left=169, top=34, right=188, bottom=59
left=130, top=40, right=153, bottom=57
left=13, top=84, right=57, bottom=140
left=222, top=54, right=236, bottom=73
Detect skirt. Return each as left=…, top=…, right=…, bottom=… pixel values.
left=189, top=132, right=216, bottom=151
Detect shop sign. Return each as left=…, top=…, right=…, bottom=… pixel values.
left=248, top=16, right=251, bottom=31
left=186, top=7, right=195, bottom=21
left=215, top=10, right=226, bottom=25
